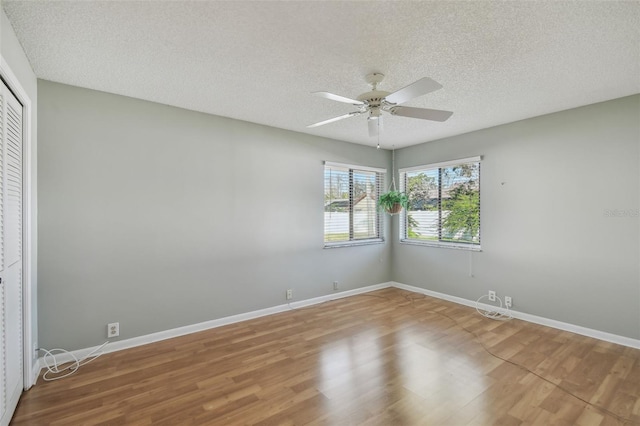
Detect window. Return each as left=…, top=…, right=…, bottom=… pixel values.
left=400, top=156, right=481, bottom=249
left=324, top=162, right=385, bottom=247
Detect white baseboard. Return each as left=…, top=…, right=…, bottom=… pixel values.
left=35, top=279, right=638, bottom=382
left=35, top=282, right=394, bottom=371
left=30, top=359, right=40, bottom=387
left=390, top=281, right=640, bottom=349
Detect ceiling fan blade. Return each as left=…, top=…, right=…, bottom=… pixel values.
left=312, top=91, right=365, bottom=105
left=391, top=106, right=453, bottom=122
left=307, top=111, right=363, bottom=128
left=384, top=77, right=443, bottom=105
left=368, top=116, right=383, bottom=137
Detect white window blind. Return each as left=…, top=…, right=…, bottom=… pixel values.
left=324, top=162, right=385, bottom=247
left=400, top=156, right=481, bottom=249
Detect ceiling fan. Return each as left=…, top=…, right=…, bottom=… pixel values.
left=307, top=73, right=453, bottom=137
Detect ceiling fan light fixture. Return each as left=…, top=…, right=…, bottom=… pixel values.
left=368, top=113, right=383, bottom=138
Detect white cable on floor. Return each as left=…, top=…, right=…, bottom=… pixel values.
left=475, top=294, right=513, bottom=321
left=40, top=341, right=109, bottom=381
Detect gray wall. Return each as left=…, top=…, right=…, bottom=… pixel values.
left=392, top=95, right=640, bottom=339
left=38, top=80, right=392, bottom=350
left=2, top=8, right=39, bottom=366
left=38, top=80, right=639, bottom=350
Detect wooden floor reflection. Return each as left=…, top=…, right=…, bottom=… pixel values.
left=12, top=288, right=640, bottom=425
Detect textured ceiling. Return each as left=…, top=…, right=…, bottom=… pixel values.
left=3, top=1, right=639, bottom=148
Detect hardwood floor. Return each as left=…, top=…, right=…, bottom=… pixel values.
left=11, top=288, right=640, bottom=425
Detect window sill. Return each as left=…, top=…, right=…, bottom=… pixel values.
left=400, top=239, right=482, bottom=252
left=324, top=239, right=384, bottom=249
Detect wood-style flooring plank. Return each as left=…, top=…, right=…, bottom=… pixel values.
left=11, top=288, right=640, bottom=425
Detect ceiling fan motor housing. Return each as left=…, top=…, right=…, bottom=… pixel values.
left=357, top=90, right=391, bottom=108
left=359, top=72, right=391, bottom=113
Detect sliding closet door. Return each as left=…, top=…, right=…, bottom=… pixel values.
left=0, top=80, right=23, bottom=426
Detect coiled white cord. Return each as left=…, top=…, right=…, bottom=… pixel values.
left=40, top=341, right=109, bottom=381
left=475, top=294, right=513, bottom=321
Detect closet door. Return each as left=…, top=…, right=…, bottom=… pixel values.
left=0, top=80, right=23, bottom=426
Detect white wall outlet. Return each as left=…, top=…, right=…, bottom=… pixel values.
left=505, top=296, right=512, bottom=308
left=33, top=343, right=38, bottom=359
left=286, top=289, right=293, bottom=300
left=333, top=281, right=339, bottom=290
left=107, top=322, right=120, bottom=338
left=488, top=290, right=496, bottom=302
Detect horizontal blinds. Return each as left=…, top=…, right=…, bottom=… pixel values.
left=399, top=156, right=481, bottom=174
left=324, top=161, right=386, bottom=174
left=324, top=163, right=384, bottom=245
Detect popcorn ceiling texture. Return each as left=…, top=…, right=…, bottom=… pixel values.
left=3, top=1, right=639, bottom=148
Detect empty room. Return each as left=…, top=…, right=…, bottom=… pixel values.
left=1, top=1, right=639, bottom=425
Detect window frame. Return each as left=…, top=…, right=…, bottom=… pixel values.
left=323, top=161, right=385, bottom=248
left=399, top=156, right=482, bottom=251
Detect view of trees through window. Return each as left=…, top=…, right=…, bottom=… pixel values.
left=324, top=164, right=382, bottom=245
left=401, top=160, right=480, bottom=245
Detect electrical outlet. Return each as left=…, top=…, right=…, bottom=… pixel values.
left=107, top=322, right=120, bottom=338
left=286, top=289, right=293, bottom=300
left=488, top=290, right=496, bottom=302
left=505, top=296, right=512, bottom=308
left=33, top=343, right=38, bottom=359
left=333, top=281, right=339, bottom=290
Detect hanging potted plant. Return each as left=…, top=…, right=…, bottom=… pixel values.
left=378, top=190, right=408, bottom=215
left=377, top=148, right=408, bottom=214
